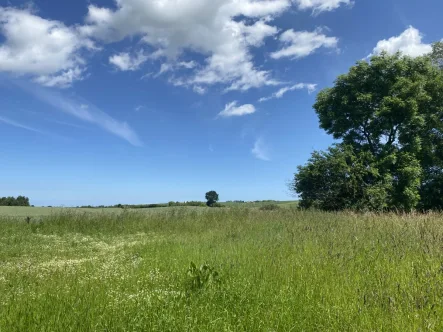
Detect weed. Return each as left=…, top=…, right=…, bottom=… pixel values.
left=185, top=262, right=220, bottom=292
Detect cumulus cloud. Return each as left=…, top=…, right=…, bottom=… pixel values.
left=294, top=0, right=352, bottom=15
left=0, top=7, right=93, bottom=87
left=218, top=101, right=256, bottom=117
left=0, top=2, right=352, bottom=90
left=80, top=0, right=290, bottom=91
left=259, top=83, right=317, bottom=102
left=252, top=137, right=270, bottom=161
left=271, top=28, right=338, bottom=59
left=370, top=26, right=432, bottom=58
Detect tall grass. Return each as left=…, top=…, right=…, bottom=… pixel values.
left=1, top=208, right=443, bottom=331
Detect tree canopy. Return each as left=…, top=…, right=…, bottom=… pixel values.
left=0, top=196, right=31, bottom=207
left=292, top=50, right=443, bottom=211
left=430, top=41, right=443, bottom=69
left=205, top=191, right=219, bottom=207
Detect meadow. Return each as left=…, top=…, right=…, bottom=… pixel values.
left=0, top=200, right=297, bottom=217
left=1, top=208, right=443, bottom=331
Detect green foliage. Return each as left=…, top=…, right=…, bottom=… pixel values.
left=294, top=52, right=443, bottom=211
left=205, top=190, right=219, bottom=207
left=294, top=145, right=391, bottom=211
left=430, top=41, right=443, bottom=69
left=0, top=196, right=30, bottom=207
left=185, top=262, right=220, bottom=292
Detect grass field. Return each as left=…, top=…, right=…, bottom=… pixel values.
left=0, top=201, right=297, bottom=217
left=1, top=208, right=443, bottom=331
left=0, top=206, right=183, bottom=217
left=222, top=200, right=298, bottom=208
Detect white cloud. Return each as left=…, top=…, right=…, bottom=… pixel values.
left=294, top=0, right=352, bottom=15
left=109, top=52, right=148, bottom=71
left=80, top=0, right=291, bottom=91
left=193, top=86, right=206, bottom=95
left=0, top=115, right=46, bottom=134
left=134, top=105, right=144, bottom=112
left=156, top=61, right=197, bottom=76
left=218, top=101, right=256, bottom=118
left=34, top=67, right=85, bottom=88
left=252, top=137, right=270, bottom=161
left=0, top=8, right=92, bottom=87
left=259, top=83, right=317, bottom=102
left=271, top=28, right=338, bottom=59
left=178, top=61, right=197, bottom=69
left=13, top=80, right=142, bottom=146
left=370, top=26, right=432, bottom=58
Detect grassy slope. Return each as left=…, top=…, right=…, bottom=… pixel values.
left=1, top=209, right=443, bottom=331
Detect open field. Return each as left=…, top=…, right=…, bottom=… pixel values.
left=0, top=201, right=297, bottom=217
left=0, top=206, right=187, bottom=217
left=222, top=200, right=298, bottom=208
left=1, top=209, right=443, bottom=331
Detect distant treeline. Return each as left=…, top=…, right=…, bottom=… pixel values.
left=0, top=196, right=30, bottom=206
left=77, top=201, right=207, bottom=209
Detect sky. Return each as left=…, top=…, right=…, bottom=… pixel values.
left=0, top=0, right=441, bottom=206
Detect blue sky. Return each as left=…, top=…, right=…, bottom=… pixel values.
left=0, top=0, right=441, bottom=206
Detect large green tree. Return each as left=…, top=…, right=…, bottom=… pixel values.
left=293, top=51, right=443, bottom=211
left=294, top=145, right=392, bottom=211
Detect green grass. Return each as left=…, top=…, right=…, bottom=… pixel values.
left=0, top=206, right=206, bottom=217
left=0, top=202, right=297, bottom=217
left=222, top=200, right=298, bottom=208
left=1, top=208, right=443, bottom=331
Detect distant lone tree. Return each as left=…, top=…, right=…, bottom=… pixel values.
left=205, top=191, right=219, bottom=207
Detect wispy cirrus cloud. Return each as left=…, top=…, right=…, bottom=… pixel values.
left=252, top=137, right=270, bottom=161
left=0, top=115, right=46, bottom=134
left=12, top=80, right=142, bottom=146
left=259, top=83, right=317, bottom=102
left=47, top=119, right=90, bottom=130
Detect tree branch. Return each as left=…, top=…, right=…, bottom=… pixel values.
left=362, top=120, right=375, bottom=154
